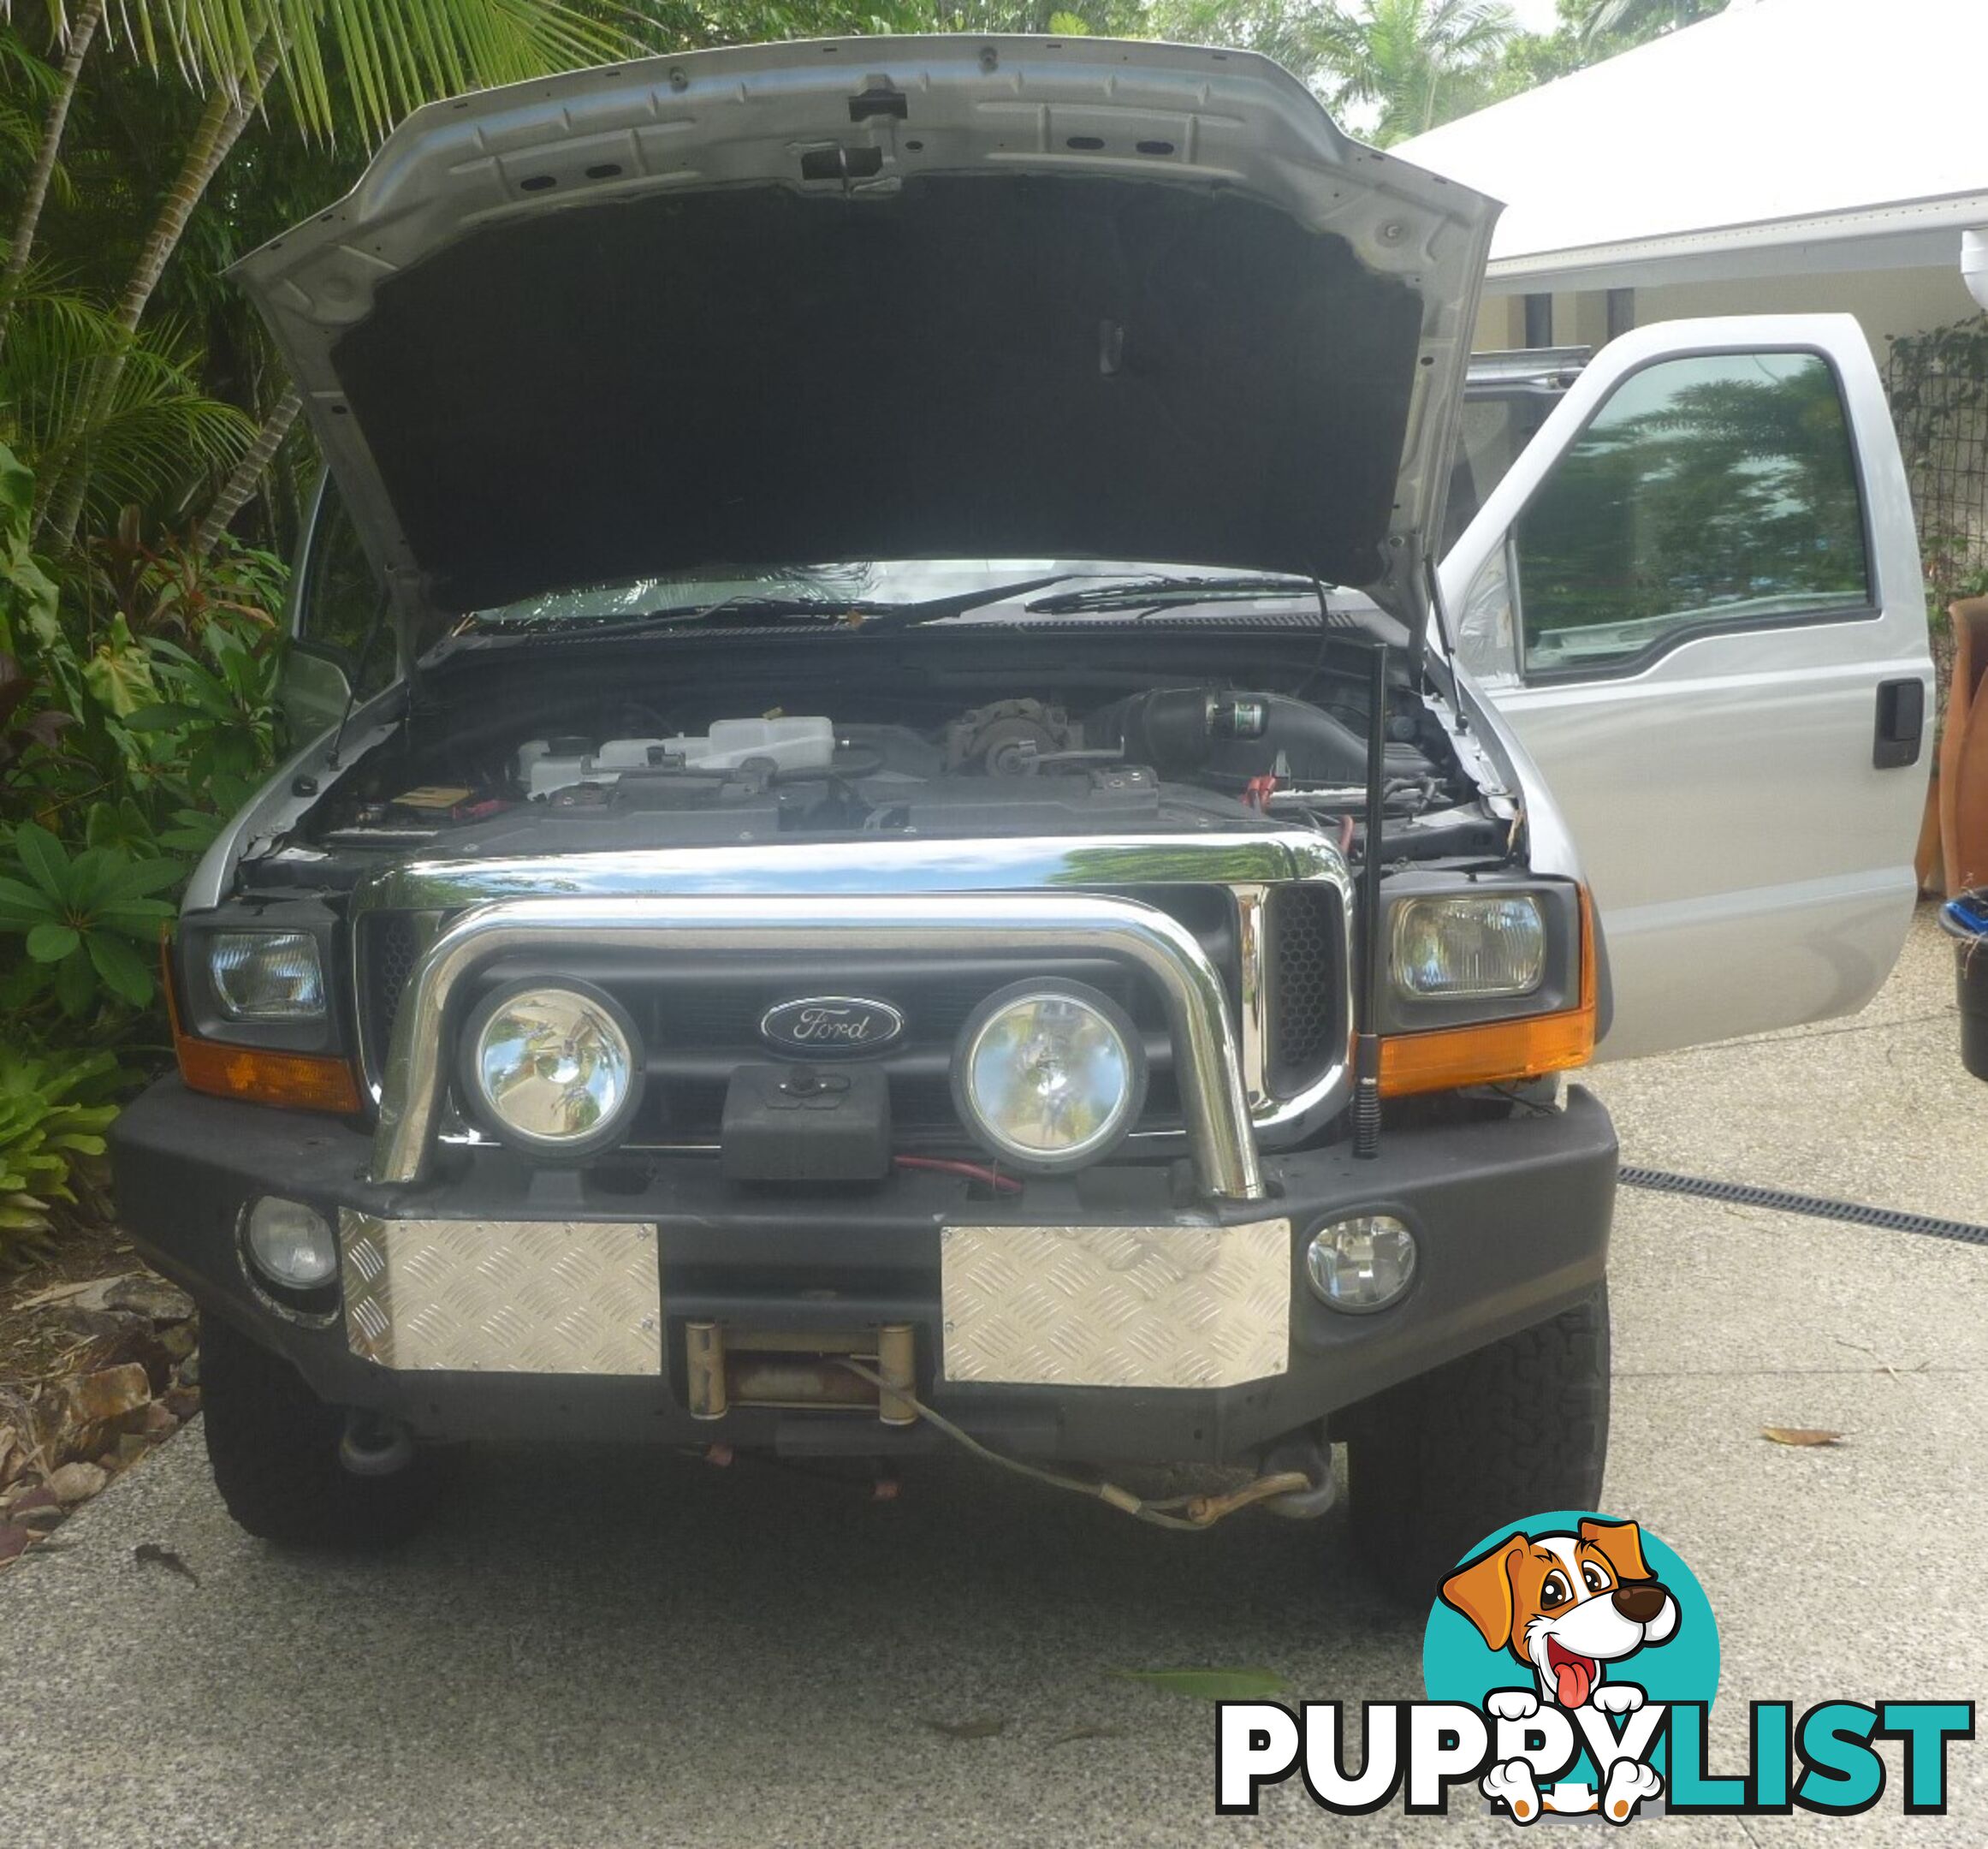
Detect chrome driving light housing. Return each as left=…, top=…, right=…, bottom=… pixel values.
left=1304, top=1214, right=1416, bottom=1313
left=952, top=980, right=1147, bottom=1174
left=1390, top=893, right=1546, bottom=1001
left=243, top=1195, right=338, bottom=1290
left=209, top=930, right=326, bottom=1020
left=460, top=982, right=642, bottom=1156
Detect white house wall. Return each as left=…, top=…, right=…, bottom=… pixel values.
left=1472, top=266, right=1981, bottom=371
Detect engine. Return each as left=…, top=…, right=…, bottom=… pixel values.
left=301, top=684, right=1457, bottom=861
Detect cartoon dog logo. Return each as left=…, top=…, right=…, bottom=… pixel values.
left=1441, top=1517, right=1680, bottom=1822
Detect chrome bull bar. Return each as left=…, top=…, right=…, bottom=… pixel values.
left=371, top=891, right=1267, bottom=1201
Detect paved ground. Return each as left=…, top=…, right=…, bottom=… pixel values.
left=3, top=912, right=1984, bottom=1848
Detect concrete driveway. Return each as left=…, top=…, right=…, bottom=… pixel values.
left=3, top=912, right=1984, bottom=1848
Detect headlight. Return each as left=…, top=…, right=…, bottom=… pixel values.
left=952, top=982, right=1146, bottom=1173
left=210, top=930, right=326, bottom=1020
left=461, top=983, right=641, bottom=1156
left=1390, top=894, right=1546, bottom=1001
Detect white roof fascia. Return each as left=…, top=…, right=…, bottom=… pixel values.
left=1479, top=190, right=1988, bottom=295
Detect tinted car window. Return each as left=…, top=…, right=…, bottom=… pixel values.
left=301, top=479, right=392, bottom=697
left=1443, top=390, right=1556, bottom=554
left=1514, top=352, right=1870, bottom=676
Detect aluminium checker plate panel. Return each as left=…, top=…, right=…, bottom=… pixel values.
left=340, top=1214, right=662, bottom=1373
left=938, top=1219, right=1291, bottom=1389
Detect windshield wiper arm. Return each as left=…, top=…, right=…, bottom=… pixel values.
left=1024, top=575, right=1316, bottom=615
left=484, top=596, right=883, bottom=638
left=474, top=574, right=1082, bottom=639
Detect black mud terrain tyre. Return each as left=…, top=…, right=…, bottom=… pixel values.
left=201, top=1316, right=439, bottom=1548
left=1345, top=1287, right=1610, bottom=1608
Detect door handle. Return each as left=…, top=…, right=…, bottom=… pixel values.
left=1873, top=678, right=1925, bottom=770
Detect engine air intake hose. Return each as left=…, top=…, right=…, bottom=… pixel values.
left=1089, top=687, right=1375, bottom=784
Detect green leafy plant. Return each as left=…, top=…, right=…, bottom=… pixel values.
left=0, top=1044, right=127, bottom=1269
left=126, top=616, right=279, bottom=772
left=0, top=818, right=181, bottom=1014
left=0, top=437, right=59, bottom=657
left=91, top=512, right=287, bottom=644
left=0, top=645, right=75, bottom=774
left=1885, top=317, right=1988, bottom=628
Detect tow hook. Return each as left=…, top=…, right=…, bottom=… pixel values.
left=339, top=1410, right=415, bottom=1477
left=1257, top=1436, right=1338, bottom=1520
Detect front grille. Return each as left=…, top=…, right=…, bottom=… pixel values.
left=359, top=910, right=423, bottom=1071
left=1264, top=883, right=1344, bottom=1097
left=357, top=875, right=1343, bottom=1144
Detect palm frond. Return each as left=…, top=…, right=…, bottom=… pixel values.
left=1305, top=0, right=1516, bottom=139
left=0, top=3, right=73, bottom=51
left=100, top=0, right=638, bottom=146
left=0, top=266, right=119, bottom=348
left=274, top=0, right=638, bottom=146
left=0, top=294, right=252, bottom=529
left=0, top=22, right=71, bottom=200
left=0, top=20, right=63, bottom=102
left=1578, top=0, right=1712, bottom=44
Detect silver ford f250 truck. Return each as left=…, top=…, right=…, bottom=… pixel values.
left=108, top=37, right=1932, bottom=1600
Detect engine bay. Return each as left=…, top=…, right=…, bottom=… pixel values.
left=229, top=626, right=1521, bottom=896
left=290, top=681, right=1474, bottom=865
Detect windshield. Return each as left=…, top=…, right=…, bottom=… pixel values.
left=465, top=559, right=1330, bottom=628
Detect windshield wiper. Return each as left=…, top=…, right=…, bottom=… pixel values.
left=472, top=574, right=1079, bottom=639
left=1024, top=574, right=1317, bottom=615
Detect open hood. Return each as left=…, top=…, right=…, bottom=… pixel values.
left=238, top=36, right=1497, bottom=629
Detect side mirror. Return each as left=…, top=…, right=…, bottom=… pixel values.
left=280, top=642, right=353, bottom=739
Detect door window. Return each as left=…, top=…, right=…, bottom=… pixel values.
left=298, top=478, right=392, bottom=698
left=1443, top=389, right=1558, bottom=554
left=1512, top=352, right=1871, bottom=678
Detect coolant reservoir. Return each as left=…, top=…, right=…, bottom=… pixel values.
left=518, top=716, right=834, bottom=798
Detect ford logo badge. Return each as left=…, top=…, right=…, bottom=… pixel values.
left=760, top=996, right=905, bottom=1055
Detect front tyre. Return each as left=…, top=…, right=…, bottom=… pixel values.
left=1345, top=1287, right=1610, bottom=1607
left=200, top=1316, right=438, bottom=1548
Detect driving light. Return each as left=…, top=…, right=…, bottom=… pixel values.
left=952, top=982, right=1146, bottom=1173
left=244, top=1195, right=337, bottom=1290
left=1304, top=1215, right=1416, bottom=1313
left=462, top=984, right=640, bottom=1155
left=1391, top=895, right=1546, bottom=1000
left=210, top=930, right=325, bottom=1020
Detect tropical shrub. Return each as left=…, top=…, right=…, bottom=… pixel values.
left=0, top=820, right=181, bottom=1015
left=0, top=1044, right=126, bottom=1269
left=0, top=437, right=288, bottom=1067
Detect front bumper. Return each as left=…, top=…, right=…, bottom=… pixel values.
left=110, top=1078, right=1616, bottom=1464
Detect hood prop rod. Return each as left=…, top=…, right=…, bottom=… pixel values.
left=1353, top=640, right=1387, bottom=1159
left=1421, top=550, right=1463, bottom=721
left=326, top=595, right=390, bottom=770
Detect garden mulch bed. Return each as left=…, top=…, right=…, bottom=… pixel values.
left=0, top=1221, right=136, bottom=1385
left=0, top=1227, right=202, bottom=1570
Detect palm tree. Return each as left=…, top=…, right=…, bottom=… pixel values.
left=1311, top=0, right=1517, bottom=142
left=1577, top=0, right=1726, bottom=44
left=3, top=286, right=253, bottom=537
left=11, top=0, right=637, bottom=545
left=0, top=1, right=106, bottom=361
left=1148, top=0, right=1334, bottom=80
left=1148, top=0, right=1515, bottom=137
left=191, top=385, right=300, bottom=558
